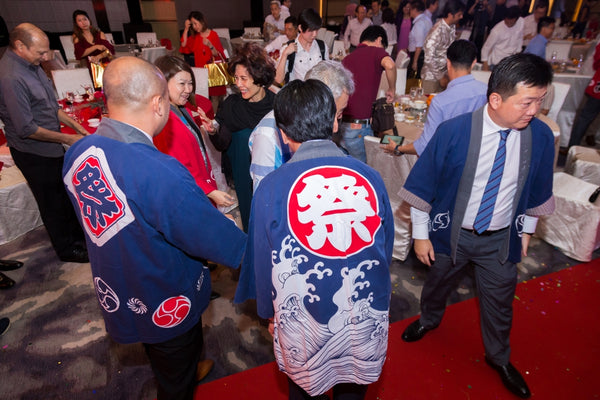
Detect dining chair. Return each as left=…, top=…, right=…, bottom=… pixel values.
left=104, top=32, right=115, bottom=45
left=214, top=28, right=231, bottom=41
left=51, top=68, right=94, bottom=99
left=59, top=35, right=76, bottom=64
left=471, top=70, right=492, bottom=85
left=547, top=82, right=571, bottom=124
left=323, top=30, right=336, bottom=52
left=136, top=32, right=158, bottom=46
left=191, top=67, right=209, bottom=98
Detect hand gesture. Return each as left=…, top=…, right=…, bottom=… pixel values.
left=196, top=107, right=215, bottom=132
left=282, top=42, right=297, bottom=58
left=207, top=190, right=236, bottom=207
left=414, top=239, right=435, bottom=266
left=184, top=19, right=192, bottom=30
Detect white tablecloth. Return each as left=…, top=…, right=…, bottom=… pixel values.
left=0, top=165, right=43, bottom=245
left=364, top=121, right=422, bottom=260
left=553, top=72, right=593, bottom=147
left=565, top=146, right=600, bottom=186
left=114, top=46, right=167, bottom=63
left=536, top=172, right=600, bottom=262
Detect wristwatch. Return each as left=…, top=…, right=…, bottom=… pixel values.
left=394, top=144, right=404, bottom=156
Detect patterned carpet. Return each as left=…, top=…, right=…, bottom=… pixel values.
left=0, top=225, right=592, bottom=400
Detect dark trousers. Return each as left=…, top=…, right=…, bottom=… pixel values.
left=10, top=148, right=84, bottom=257
left=143, top=317, right=204, bottom=400
left=419, top=229, right=517, bottom=366
left=568, top=94, right=600, bottom=147
left=288, top=378, right=368, bottom=400
left=407, top=50, right=424, bottom=79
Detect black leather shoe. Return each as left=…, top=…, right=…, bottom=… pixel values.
left=402, top=319, right=433, bottom=342
left=0, top=272, right=15, bottom=290
left=0, top=317, right=9, bottom=336
left=59, top=247, right=89, bottom=263
left=0, top=260, right=23, bottom=271
left=486, top=357, right=531, bottom=398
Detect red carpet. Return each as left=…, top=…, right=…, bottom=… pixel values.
left=195, top=259, right=600, bottom=399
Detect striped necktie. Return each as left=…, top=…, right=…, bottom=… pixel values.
left=473, top=129, right=511, bottom=234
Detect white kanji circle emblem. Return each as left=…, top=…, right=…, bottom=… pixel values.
left=287, top=166, right=381, bottom=258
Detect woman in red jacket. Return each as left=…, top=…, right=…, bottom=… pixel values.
left=153, top=56, right=234, bottom=208
left=179, top=11, right=227, bottom=103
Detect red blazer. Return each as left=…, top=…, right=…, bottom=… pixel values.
left=154, top=108, right=218, bottom=196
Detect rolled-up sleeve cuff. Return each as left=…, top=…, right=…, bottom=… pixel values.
left=527, top=195, right=555, bottom=216
left=398, top=187, right=432, bottom=213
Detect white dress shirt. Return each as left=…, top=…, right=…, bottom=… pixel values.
left=481, top=18, right=524, bottom=66
left=522, top=14, right=537, bottom=46
left=411, top=105, right=539, bottom=239
left=408, top=13, right=433, bottom=52
left=344, top=17, right=373, bottom=49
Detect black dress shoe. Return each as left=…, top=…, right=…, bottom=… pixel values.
left=485, top=357, right=531, bottom=398
left=0, top=317, right=9, bottom=336
left=59, top=247, right=89, bottom=263
left=402, top=319, right=433, bottom=342
left=0, top=272, right=15, bottom=290
left=0, top=259, right=24, bottom=271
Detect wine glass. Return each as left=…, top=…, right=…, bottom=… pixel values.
left=65, top=91, right=74, bottom=112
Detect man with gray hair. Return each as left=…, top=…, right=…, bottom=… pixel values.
left=0, top=23, right=89, bottom=263
left=249, top=60, right=354, bottom=191
left=62, top=56, right=246, bottom=400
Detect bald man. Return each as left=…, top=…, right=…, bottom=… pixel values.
left=62, top=57, right=247, bottom=400
left=0, top=23, right=89, bottom=263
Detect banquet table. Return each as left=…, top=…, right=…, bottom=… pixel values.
left=364, top=121, right=422, bottom=260
left=552, top=71, right=593, bottom=147
left=0, top=165, right=42, bottom=245
left=114, top=46, right=167, bottom=63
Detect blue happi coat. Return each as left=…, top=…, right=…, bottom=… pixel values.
left=236, top=140, right=394, bottom=396
left=62, top=118, right=246, bottom=344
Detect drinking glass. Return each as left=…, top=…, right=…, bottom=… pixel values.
left=65, top=91, right=74, bottom=112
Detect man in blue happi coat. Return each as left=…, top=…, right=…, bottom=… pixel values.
left=399, top=53, right=555, bottom=399
left=236, top=79, right=394, bottom=399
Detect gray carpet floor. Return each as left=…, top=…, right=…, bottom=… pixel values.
left=0, top=224, right=591, bottom=400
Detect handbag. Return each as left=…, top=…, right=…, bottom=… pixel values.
left=89, top=50, right=112, bottom=89
left=371, top=98, right=398, bottom=138
left=206, top=54, right=234, bottom=88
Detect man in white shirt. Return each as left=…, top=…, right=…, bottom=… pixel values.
left=344, top=5, right=372, bottom=51
left=408, top=0, right=433, bottom=78
left=275, top=8, right=328, bottom=84
left=399, top=53, right=555, bottom=400
left=264, top=0, right=286, bottom=39
left=265, top=16, right=298, bottom=55
left=522, top=1, right=548, bottom=46
left=481, top=6, right=523, bottom=70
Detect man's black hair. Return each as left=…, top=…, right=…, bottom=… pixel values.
left=360, top=25, right=389, bottom=48
left=274, top=79, right=336, bottom=143
left=488, top=53, right=553, bottom=99
left=447, top=39, right=477, bottom=70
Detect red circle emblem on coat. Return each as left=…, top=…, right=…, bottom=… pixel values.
left=152, top=295, right=191, bottom=328
left=287, top=166, right=381, bottom=258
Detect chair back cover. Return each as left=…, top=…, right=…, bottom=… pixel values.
left=136, top=32, right=157, bottom=45
left=59, top=35, right=76, bottom=63
left=547, top=82, right=571, bottom=124
left=51, top=68, right=94, bottom=98
left=191, top=67, right=209, bottom=98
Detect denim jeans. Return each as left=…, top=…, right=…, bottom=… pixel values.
left=340, top=123, right=373, bottom=163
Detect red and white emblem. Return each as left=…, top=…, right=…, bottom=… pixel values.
left=152, top=295, right=191, bottom=328
left=63, top=146, right=134, bottom=247
left=287, top=166, right=381, bottom=258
